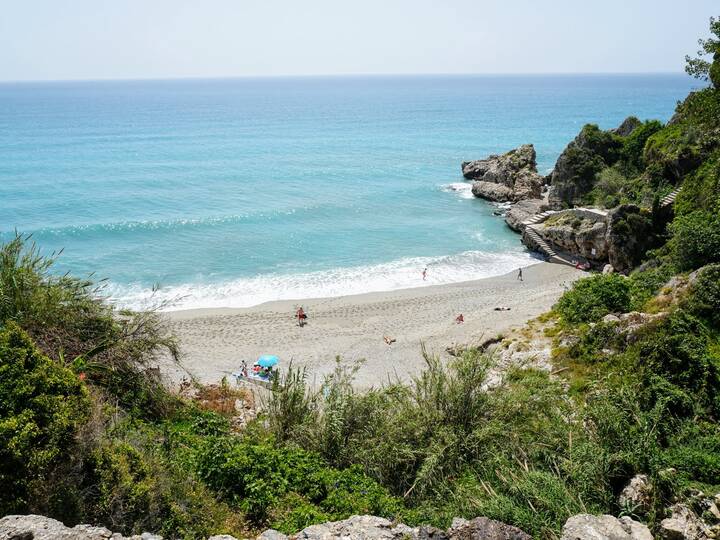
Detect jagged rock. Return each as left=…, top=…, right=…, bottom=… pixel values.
left=296, top=516, right=397, bottom=540
left=535, top=215, right=608, bottom=262
left=472, top=181, right=515, bottom=202
left=448, top=517, right=531, bottom=540
left=256, top=532, right=286, bottom=540
left=603, top=264, right=615, bottom=274
left=619, top=475, right=652, bottom=514
left=612, top=116, right=642, bottom=137
left=548, top=125, right=622, bottom=208
left=602, top=314, right=621, bottom=324
left=561, top=514, right=652, bottom=540
left=504, top=199, right=549, bottom=232
left=463, top=145, right=544, bottom=202
left=659, top=504, right=708, bottom=539
left=209, top=535, right=240, bottom=540
left=0, top=514, right=160, bottom=540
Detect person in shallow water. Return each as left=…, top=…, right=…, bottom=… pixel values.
left=296, top=306, right=307, bottom=327
left=422, top=267, right=428, bottom=280
left=517, top=268, right=523, bottom=281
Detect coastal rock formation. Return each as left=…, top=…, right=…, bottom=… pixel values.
left=548, top=123, right=623, bottom=209
left=528, top=211, right=609, bottom=263
left=462, top=145, right=544, bottom=202
left=517, top=205, right=656, bottom=273
left=504, top=199, right=549, bottom=232
left=560, top=514, right=653, bottom=540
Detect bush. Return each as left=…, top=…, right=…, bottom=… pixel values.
left=687, top=264, right=720, bottom=327
left=670, top=210, right=720, bottom=270
left=555, top=274, right=631, bottom=324
left=195, top=436, right=402, bottom=527
left=0, top=322, right=90, bottom=514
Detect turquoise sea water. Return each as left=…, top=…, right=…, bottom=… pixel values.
left=0, top=75, right=696, bottom=309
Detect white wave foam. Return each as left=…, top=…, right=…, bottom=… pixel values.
left=107, top=250, right=539, bottom=312
left=441, top=182, right=475, bottom=199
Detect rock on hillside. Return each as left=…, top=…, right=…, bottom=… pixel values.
left=560, top=514, right=652, bottom=540
left=0, top=514, right=162, bottom=540
left=462, top=145, right=544, bottom=202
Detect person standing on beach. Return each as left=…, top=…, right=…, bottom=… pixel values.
left=422, top=267, right=427, bottom=281
left=517, top=268, right=523, bottom=281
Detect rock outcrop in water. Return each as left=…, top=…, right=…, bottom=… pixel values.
left=462, top=144, right=544, bottom=202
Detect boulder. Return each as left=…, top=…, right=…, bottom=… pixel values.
left=463, top=145, right=544, bottom=202
left=0, top=514, right=160, bottom=540
left=504, top=199, right=549, bottom=232
left=659, top=504, right=708, bottom=539
left=472, top=181, right=514, bottom=202
left=447, top=517, right=531, bottom=540
left=561, top=514, right=652, bottom=540
left=618, top=474, right=652, bottom=514
left=256, top=532, right=287, bottom=540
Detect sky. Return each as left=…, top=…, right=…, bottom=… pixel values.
left=0, top=0, right=717, bottom=81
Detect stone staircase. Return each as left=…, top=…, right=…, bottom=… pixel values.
left=521, top=210, right=558, bottom=227
left=522, top=210, right=577, bottom=265
left=660, top=187, right=681, bottom=208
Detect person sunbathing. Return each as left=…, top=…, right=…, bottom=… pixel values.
left=383, top=335, right=396, bottom=345
left=455, top=314, right=464, bottom=323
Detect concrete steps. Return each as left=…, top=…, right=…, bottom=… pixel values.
left=660, top=187, right=681, bottom=207
left=522, top=210, right=558, bottom=226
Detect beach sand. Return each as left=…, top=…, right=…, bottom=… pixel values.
left=165, top=262, right=582, bottom=389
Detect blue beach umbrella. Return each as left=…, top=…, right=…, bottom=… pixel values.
left=256, top=354, right=279, bottom=368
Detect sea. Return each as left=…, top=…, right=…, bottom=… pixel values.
left=0, top=74, right=696, bottom=310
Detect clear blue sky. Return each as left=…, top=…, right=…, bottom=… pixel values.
left=1, top=0, right=717, bottom=81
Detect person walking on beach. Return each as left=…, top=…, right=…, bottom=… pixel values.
left=422, top=267, right=427, bottom=281
left=296, top=306, right=307, bottom=327
left=517, top=267, right=523, bottom=281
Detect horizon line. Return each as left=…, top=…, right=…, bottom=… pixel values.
left=0, top=70, right=690, bottom=85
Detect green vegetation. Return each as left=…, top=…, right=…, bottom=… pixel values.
left=2, top=15, right=720, bottom=540
left=555, top=274, right=630, bottom=324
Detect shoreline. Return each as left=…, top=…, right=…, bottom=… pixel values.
left=164, top=262, right=583, bottom=388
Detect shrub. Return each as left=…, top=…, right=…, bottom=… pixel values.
left=687, top=264, right=720, bottom=327
left=0, top=322, right=90, bottom=514
left=669, top=210, right=720, bottom=270
left=555, top=274, right=631, bottom=324
left=195, top=436, right=402, bottom=527
left=621, top=120, right=664, bottom=171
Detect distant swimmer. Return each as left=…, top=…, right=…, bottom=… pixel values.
left=455, top=314, right=464, bottom=324
left=422, top=267, right=428, bottom=281
left=517, top=268, right=523, bottom=281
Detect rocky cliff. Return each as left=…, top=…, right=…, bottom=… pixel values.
left=462, top=145, right=544, bottom=202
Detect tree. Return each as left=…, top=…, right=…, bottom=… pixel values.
left=685, top=16, right=720, bottom=88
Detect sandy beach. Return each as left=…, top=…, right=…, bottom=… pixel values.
left=165, top=262, right=582, bottom=388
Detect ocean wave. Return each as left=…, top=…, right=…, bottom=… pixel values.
left=20, top=205, right=330, bottom=237
left=440, top=182, right=475, bottom=200
left=107, top=249, right=539, bottom=311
